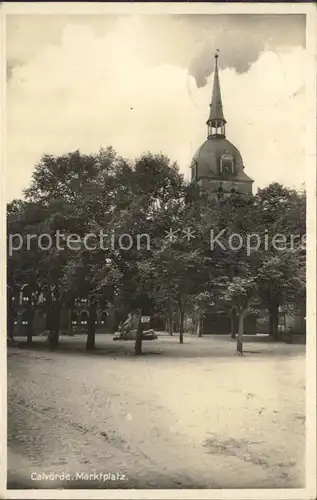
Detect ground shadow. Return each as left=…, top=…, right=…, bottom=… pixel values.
left=7, top=334, right=305, bottom=360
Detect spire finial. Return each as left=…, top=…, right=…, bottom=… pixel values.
left=206, top=48, right=226, bottom=137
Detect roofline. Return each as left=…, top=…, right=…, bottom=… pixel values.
left=196, top=175, right=254, bottom=183
left=206, top=119, right=227, bottom=126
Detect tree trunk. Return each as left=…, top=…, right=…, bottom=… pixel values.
left=197, top=311, right=202, bottom=337
left=48, top=302, right=61, bottom=348
left=236, top=308, right=247, bottom=355
left=26, top=325, right=33, bottom=345
left=191, top=312, right=196, bottom=334
left=86, top=326, right=95, bottom=350
left=269, top=303, right=279, bottom=340
left=7, top=297, right=15, bottom=342
left=231, top=308, right=237, bottom=339
left=134, top=329, right=142, bottom=355
left=86, top=301, right=97, bottom=350
left=26, top=309, right=34, bottom=346
left=175, top=313, right=179, bottom=333
left=48, top=329, right=59, bottom=348
left=167, top=299, right=174, bottom=335
left=299, top=300, right=306, bottom=335
left=273, top=314, right=279, bottom=340
left=7, top=314, right=15, bottom=341
left=134, top=311, right=142, bottom=355
left=179, top=311, right=185, bottom=344
left=268, top=313, right=273, bottom=336
left=68, top=307, right=74, bottom=336
left=167, top=313, right=173, bottom=335
left=168, top=322, right=173, bottom=335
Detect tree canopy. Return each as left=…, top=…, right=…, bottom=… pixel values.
left=7, top=148, right=306, bottom=354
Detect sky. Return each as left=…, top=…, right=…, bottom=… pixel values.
left=6, top=13, right=306, bottom=201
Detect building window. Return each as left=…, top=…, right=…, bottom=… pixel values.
left=100, top=311, right=107, bottom=326
left=80, top=311, right=88, bottom=326
left=220, top=154, right=234, bottom=176
left=191, top=160, right=198, bottom=181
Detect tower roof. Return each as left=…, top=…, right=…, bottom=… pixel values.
left=192, top=138, right=253, bottom=181
left=207, top=53, right=226, bottom=124
left=190, top=50, right=253, bottom=194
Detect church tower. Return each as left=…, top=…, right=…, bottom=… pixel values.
left=190, top=53, right=253, bottom=197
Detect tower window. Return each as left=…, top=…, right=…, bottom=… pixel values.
left=193, top=164, right=197, bottom=180
left=191, top=160, right=198, bottom=181
left=208, top=119, right=226, bottom=138
left=220, top=154, right=234, bottom=176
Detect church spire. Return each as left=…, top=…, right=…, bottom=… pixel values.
left=207, top=51, right=226, bottom=138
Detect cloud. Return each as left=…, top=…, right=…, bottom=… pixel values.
left=182, top=14, right=305, bottom=86
left=6, top=15, right=306, bottom=201
left=7, top=13, right=305, bottom=84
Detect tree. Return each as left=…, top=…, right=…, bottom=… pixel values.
left=7, top=200, right=63, bottom=345
left=8, top=144, right=306, bottom=357
left=257, top=251, right=305, bottom=340
left=255, top=183, right=306, bottom=338
left=138, top=227, right=213, bottom=345
left=12, top=148, right=132, bottom=349
left=89, top=152, right=187, bottom=351
left=201, top=193, right=260, bottom=352
left=222, top=276, right=258, bottom=354
left=189, top=291, right=215, bottom=337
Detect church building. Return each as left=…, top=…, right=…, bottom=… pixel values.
left=190, top=53, right=253, bottom=198
left=190, top=53, right=256, bottom=335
